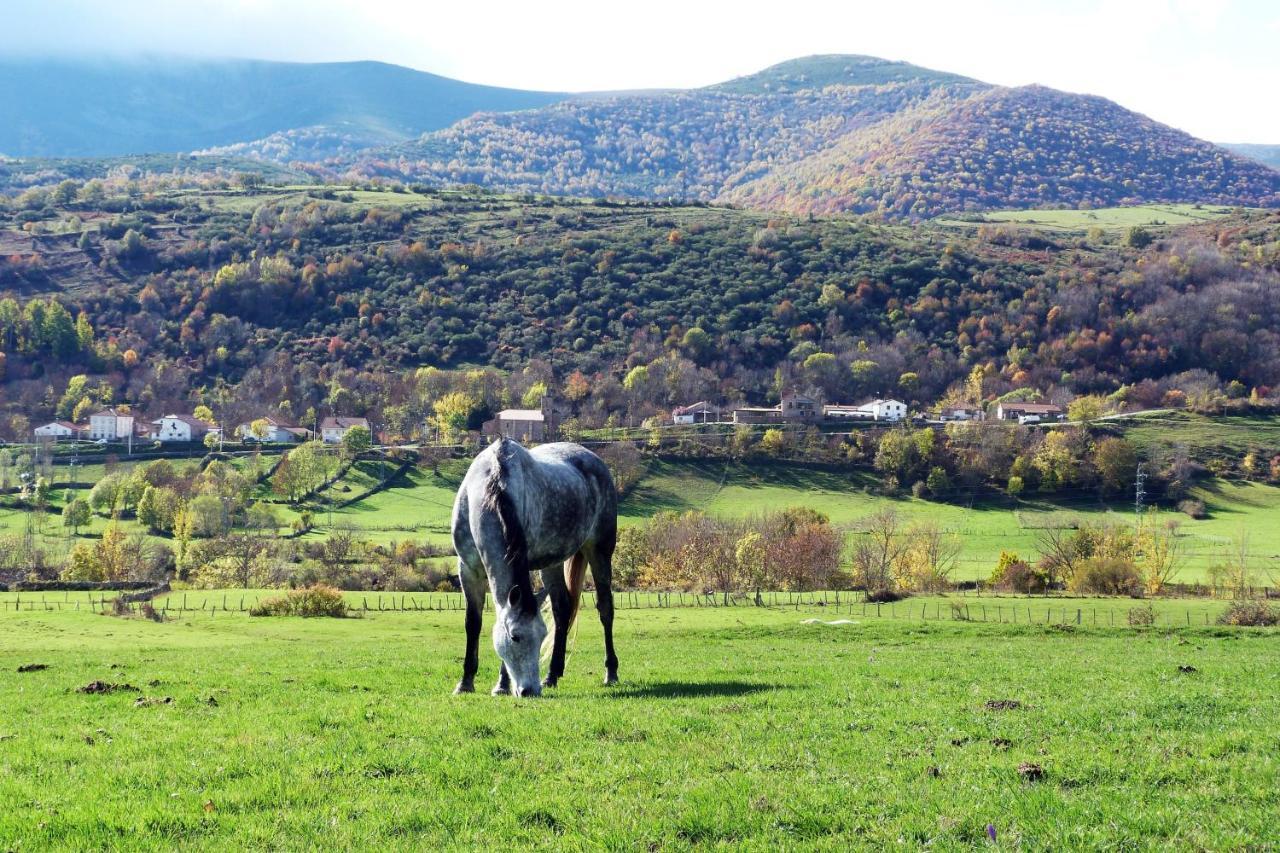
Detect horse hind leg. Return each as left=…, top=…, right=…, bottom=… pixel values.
left=585, top=545, right=619, bottom=686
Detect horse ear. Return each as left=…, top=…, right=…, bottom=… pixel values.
left=507, top=584, right=522, bottom=609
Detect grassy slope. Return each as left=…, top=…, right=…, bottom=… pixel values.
left=934, top=203, right=1242, bottom=232
left=0, top=607, right=1276, bottom=847
left=7, top=450, right=1277, bottom=583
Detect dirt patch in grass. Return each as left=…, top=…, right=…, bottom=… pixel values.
left=77, top=681, right=139, bottom=694
left=984, top=699, right=1024, bottom=711
left=1018, top=761, right=1045, bottom=782
left=17, top=663, right=48, bottom=672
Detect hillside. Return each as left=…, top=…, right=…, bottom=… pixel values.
left=362, top=78, right=982, bottom=201
left=2, top=181, right=1280, bottom=432
left=335, top=58, right=1280, bottom=218
left=3, top=54, right=1276, bottom=219
left=724, top=85, right=1280, bottom=218
left=0, top=57, right=566, bottom=158
left=710, top=54, right=978, bottom=93
left=1224, top=143, right=1280, bottom=171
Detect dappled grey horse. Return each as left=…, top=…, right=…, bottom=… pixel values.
left=451, top=437, right=619, bottom=697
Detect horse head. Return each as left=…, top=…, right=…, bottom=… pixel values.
left=493, top=584, right=549, bottom=697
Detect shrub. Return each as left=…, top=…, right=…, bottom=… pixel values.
left=1217, top=600, right=1279, bottom=627
left=1127, top=604, right=1155, bottom=626
left=250, top=585, right=348, bottom=618
left=865, top=589, right=905, bottom=603
left=990, top=559, right=1048, bottom=594
left=1068, top=557, right=1143, bottom=596
left=1177, top=499, right=1207, bottom=519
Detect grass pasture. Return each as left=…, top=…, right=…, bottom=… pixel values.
left=8, top=453, right=1278, bottom=584
left=1, top=605, right=1277, bottom=848
left=934, top=203, right=1243, bottom=232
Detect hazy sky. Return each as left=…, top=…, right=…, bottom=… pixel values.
left=4, top=0, right=1277, bottom=141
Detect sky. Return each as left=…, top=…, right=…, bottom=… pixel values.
left=3, top=0, right=1278, bottom=141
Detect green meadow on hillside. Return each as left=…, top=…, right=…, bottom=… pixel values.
left=1, top=606, right=1276, bottom=847
left=4, top=452, right=1278, bottom=584
left=934, top=203, right=1243, bottom=232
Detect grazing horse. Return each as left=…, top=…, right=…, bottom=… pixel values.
left=451, top=437, right=619, bottom=697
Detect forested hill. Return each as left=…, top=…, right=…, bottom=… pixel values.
left=723, top=85, right=1280, bottom=218
left=0, top=57, right=566, bottom=158
left=4, top=54, right=1276, bottom=220
left=2, top=183, right=1279, bottom=432
left=333, top=56, right=1280, bottom=218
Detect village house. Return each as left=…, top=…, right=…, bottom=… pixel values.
left=823, top=398, right=909, bottom=423
left=33, top=420, right=85, bottom=440
left=732, top=393, right=821, bottom=425
left=235, top=417, right=311, bottom=443
left=88, top=408, right=136, bottom=441
left=321, top=416, right=370, bottom=444
left=151, top=414, right=220, bottom=443
left=671, top=401, right=720, bottom=425
left=780, top=393, right=821, bottom=422
left=994, top=401, right=1064, bottom=423
left=937, top=405, right=986, bottom=422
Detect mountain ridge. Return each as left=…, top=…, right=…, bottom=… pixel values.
left=0, top=56, right=567, bottom=157
left=1, top=53, right=1276, bottom=219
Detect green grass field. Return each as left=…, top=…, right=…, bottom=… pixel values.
left=2, top=605, right=1277, bottom=847
left=934, top=203, right=1243, bottom=232
left=6, top=451, right=1279, bottom=584
left=620, top=459, right=1280, bottom=583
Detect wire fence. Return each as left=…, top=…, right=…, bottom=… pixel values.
left=0, top=588, right=1251, bottom=628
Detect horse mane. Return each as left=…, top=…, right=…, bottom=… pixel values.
left=483, top=439, right=535, bottom=610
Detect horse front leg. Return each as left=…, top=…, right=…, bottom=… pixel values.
left=492, top=663, right=512, bottom=696
left=542, top=557, right=576, bottom=688
left=455, top=562, right=485, bottom=695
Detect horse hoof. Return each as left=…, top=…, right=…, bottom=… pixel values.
left=542, top=677, right=559, bottom=689
left=603, top=674, right=619, bottom=686
left=454, top=682, right=474, bottom=695
left=491, top=684, right=511, bottom=696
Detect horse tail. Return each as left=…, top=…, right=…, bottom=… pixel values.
left=483, top=439, right=532, bottom=601
left=565, top=552, right=588, bottom=629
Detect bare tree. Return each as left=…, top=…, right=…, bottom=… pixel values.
left=903, top=520, right=962, bottom=592
left=851, top=508, right=907, bottom=594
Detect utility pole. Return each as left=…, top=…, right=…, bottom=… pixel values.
left=1134, top=463, right=1146, bottom=527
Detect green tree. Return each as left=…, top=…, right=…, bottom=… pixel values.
left=521, top=381, right=550, bottom=409
left=137, top=485, right=179, bottom=533
left=1093, top=437, right=1138, bottom=495
left=1068, top=395, right=1107, bottom=425
left=341, top=425, right=372, bottom=456
left=62, top=498, right=91, bottom=534
left=432, top=392, right=478, bottom=441
left=759, top=428, right=787, bottom=456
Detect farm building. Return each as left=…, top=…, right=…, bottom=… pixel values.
left=732, top=393, right=821, bottom=425
left=486, top=409, right=547, bottom=442
left=88, top=408, right=136, bottom=441
left=235, top=417, right=311, bottom=443
left=321, top=416, right=370, bottom=444
left=33, top=420, right=84, bottom=440
left=672, top=402, right=720, bottom=424
left=151, top=414, right=220, bottom=443
left=994, top=402, right=1064, bottom=422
